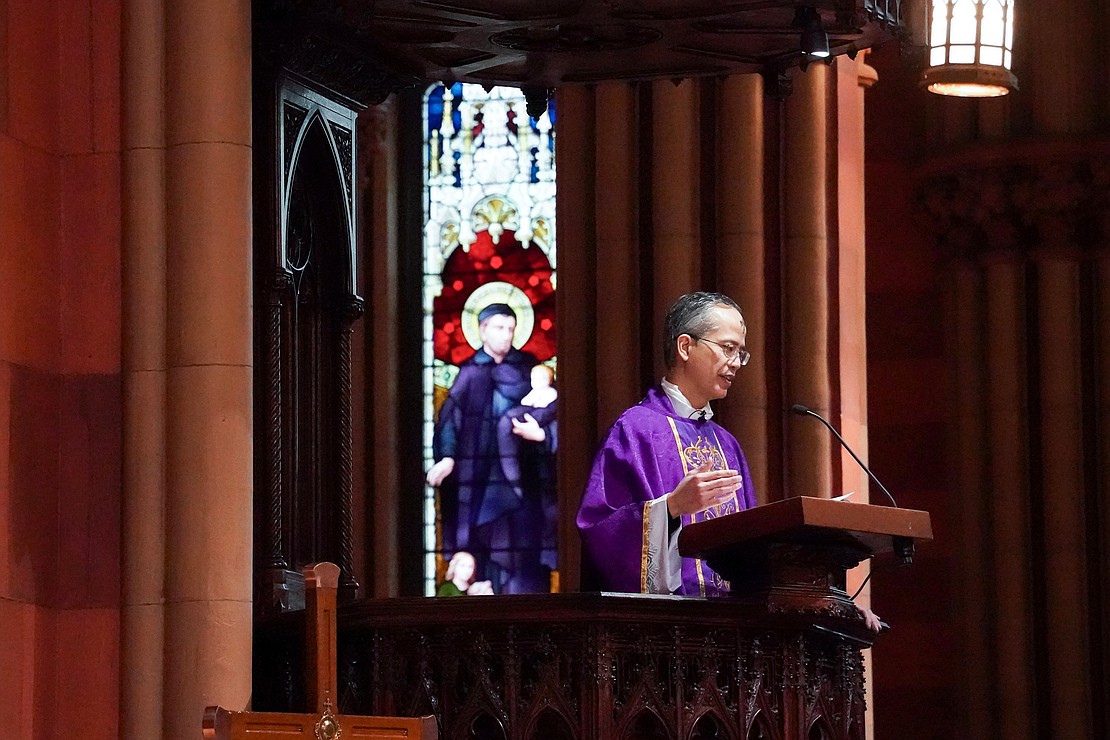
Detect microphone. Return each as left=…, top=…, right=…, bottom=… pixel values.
left=790, top=404, right=899, bottom=508
left=791, top=404, right=914, bottom=567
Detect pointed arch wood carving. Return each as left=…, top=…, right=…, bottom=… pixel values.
left=253, top=76, right=366, bottom=614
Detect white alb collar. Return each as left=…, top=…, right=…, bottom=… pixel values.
left=661, top=378, right=714, bottom=421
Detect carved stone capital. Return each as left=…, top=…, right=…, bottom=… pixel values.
left=357, top=98, right=396, bottom=188
left=856, top=48, right=878, bottom=89
left=915, top=138, right=1110, bottom=263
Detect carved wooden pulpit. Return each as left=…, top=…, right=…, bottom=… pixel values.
left=203, top=563, right=437, bottom=740
left=251, top=503, right=933, bottom=739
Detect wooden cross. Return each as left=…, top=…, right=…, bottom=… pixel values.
left=203, top=563, right=437, bottom=740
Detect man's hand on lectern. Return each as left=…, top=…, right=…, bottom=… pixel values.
left=858, top=605, right=883, bottom=633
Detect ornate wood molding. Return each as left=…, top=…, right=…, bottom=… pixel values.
left=254, top=74, right=371, bottom=614
left=324, top=0, right=903, bottom=88
left=337, top=295, right=365, bottom=600
left=264, top=269, right=295, bottom=571
left=255, top=2, right=418, bottom=108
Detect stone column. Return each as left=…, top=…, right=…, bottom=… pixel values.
left=919, top=146, right=1110, bottom=739
left=1098, top=254, right=1110, bottom=738
left=834, top=55, right=875, bottom=740
left=361, top=101, right=402, bottom=598
left=1025, top=5, right=1098, bottom=736
left=651, top=79, right=701, bottom=377
left=554, top=84, right=595, bottom=592
left=1036, top=254, right=1091, bottom=739
left=983, top=256, right=1034, bottom=740
left=835, top=55, right=870, bottom=508
left=120, top=0, right=166, bottom=736
left=950, top=261, right=992, bottom=739
left=782, top=65, right=832, bottom=498
left=715, top=74, right=767, bottom=501
left=594, top=82, right=642, bottom=426
left=163, top=0, right=254, bottom=737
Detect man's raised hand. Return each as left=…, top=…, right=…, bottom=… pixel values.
left=666, top=460, right=741, bottom=518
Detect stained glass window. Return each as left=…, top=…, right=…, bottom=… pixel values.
left=421, top=83, right=557, bottom=596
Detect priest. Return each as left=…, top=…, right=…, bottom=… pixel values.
left=576, top=292, right=757, bottom=596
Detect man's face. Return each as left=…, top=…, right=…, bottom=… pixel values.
left=479, top=314, right=516, bottom=356
left=685, top=305, right=747, bottom=403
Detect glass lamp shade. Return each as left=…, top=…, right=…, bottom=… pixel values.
left=921, top=0, right=1018, bottom=97
left=793, top=6, right=830, bottom=59
left=802, top=27, right=831, bottom=58
left=921, top=63, right=1018, bottom=97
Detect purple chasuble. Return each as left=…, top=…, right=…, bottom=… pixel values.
left=576, top=386, right=757, bottom=596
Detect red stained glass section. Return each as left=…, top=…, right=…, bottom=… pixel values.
left=432, top=229, right=556, bottom=367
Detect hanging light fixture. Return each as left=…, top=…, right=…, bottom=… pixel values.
left=920, top=0, right=1018, bottom=97
left=794, top=6, right=830, bottom=59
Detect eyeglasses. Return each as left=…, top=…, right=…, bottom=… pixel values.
left=691, top=336, right=751, bottom=366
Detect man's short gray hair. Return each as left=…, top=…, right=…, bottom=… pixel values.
left=662, top=292, right=745, bottom=368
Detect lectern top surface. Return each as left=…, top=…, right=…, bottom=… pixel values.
left=678, top=496, right=933, bottom=560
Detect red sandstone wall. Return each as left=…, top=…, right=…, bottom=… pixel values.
left=0, top=1, right=122, bottom=737
left=864, top=43, right=960, bottom=739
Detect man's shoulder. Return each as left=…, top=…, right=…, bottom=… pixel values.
left=615, top=402, right=653, bottom=420
left=609, top=400, right=666, bottom=432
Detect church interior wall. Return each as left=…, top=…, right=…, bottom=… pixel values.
left=863, top=41, right=958, bottom=739
left=863, top=2, right=1110, bottom=731
left=0, top=0, right=123, bottom=738
left=1, top=0, right=1107, bottom=737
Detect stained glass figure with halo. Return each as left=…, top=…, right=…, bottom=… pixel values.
left=422, top=83, right=557, bottom=595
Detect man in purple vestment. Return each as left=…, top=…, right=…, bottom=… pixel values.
left=577, top=292, right=756, bottom=596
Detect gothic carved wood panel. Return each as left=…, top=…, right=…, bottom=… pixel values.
left=253, top=75, right=366, bottom=615
left=253, top=595, right=870, bottom=740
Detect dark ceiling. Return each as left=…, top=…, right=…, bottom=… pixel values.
left=259, top=1, right=907, bottom=104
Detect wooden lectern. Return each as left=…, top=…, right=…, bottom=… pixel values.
left=203, top=563, right=437, bottom=740
left=679, top=496, right=932, bottom=626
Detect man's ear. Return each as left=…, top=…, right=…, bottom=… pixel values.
left=676, top=334, right=694, bottom=362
